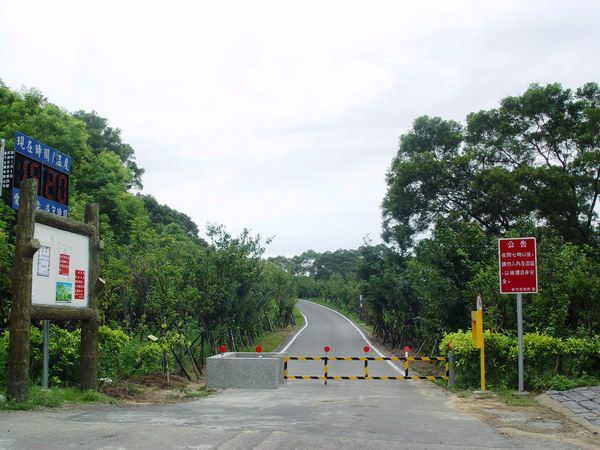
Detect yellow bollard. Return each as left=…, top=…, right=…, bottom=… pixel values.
left=471, top=310, right=485, bottom=391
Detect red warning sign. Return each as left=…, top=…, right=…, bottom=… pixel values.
left=499, top=237, right=538, bottom=294
left=59, top=253, right=70, bottom=276
left=74, top=269, right=85, bottom=300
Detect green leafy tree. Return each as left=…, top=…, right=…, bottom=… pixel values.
left=73, top=110, right=144, bottom=189
left=383, top=83, right=600, bottom=252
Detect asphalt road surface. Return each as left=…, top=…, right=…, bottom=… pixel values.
left=283, top=300, right=408, bottom=380
left=0, top=300, right=569, bottom=449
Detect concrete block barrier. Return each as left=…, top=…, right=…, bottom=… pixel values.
left=206, top=352, right=285, bottom=389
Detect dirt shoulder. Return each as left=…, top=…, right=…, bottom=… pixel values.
left=449, top=391, right=599, bottom=449
left=99, top=374, right=209, bottom=405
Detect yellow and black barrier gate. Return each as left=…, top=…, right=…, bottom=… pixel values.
left=284, top=356, right=449, bottom=382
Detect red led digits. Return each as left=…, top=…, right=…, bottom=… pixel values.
left=57, top=173, right=69, bottom=205
left=28, top=161, right=41, bottom=180
left=44, top=168, right=56, bottom=200
left=39, top=165, right=69, bottom=205
left=14, top=154, right=42, bottom=195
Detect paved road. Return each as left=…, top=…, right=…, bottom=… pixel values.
left=0, top=300, right=572, bottom=449
left=283, top=300, right=405, bottom=380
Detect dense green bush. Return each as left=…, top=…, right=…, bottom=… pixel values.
left=97, top=326, right=130, bottom=379
left=0, top=325, right=170, bottom=387
left=441, top=331, right=600, bottom=390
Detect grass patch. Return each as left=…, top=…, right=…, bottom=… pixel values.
left=496, top=389, right=538, bottom=407
left=184, top=388, right=212, bottom=399
left=0, top=385, right=116, bottom=411
left=450, top=388, right=537, bottom=407
left=292, top=307, right=304, bottom=326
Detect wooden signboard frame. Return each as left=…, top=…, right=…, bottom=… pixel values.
left=7, top=179, right=101, bottom=401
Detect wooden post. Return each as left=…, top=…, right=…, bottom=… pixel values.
left=80, top=203, right=100, bottom=390
left=7, top=179, right=40, bottom=402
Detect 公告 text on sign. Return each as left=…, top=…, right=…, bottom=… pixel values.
left=498, top=237, right=538, bottom=294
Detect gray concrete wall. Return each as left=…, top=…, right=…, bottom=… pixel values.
left=206, top=352, right=285, bottom=389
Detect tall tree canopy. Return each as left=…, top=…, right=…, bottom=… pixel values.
left=383, top=82, right=600, bottom=252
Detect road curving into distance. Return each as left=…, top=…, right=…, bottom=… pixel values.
left=281, top=299, right=405, bottom=380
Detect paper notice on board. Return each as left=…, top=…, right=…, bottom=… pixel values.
left=74, top=270, right=85, bottom=300
left=59, top=253, right=70, bottom=276
left=37, top=246, right=51, bottom=277
left=55, top=282, right=72, bottom=303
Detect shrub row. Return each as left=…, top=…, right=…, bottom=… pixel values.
left=440, top=331, right=600, bottom=390
left=1, top=325, right=164, bottom=388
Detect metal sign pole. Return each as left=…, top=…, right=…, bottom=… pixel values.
left=517, top=293, right=524, bottom=392
left=43, top=320, right=49, bottom=388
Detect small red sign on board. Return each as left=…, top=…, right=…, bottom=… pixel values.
left=499, top=237, right=538, bottom=294
left=59, top=253, right=70, bottom=276
left=363, top=346, right=370, bottom=353
left=403, top=345, right=411, bottom=353
left=324, top=346, right=330, bottom=353
left=74, top=269, right=85, bottom=300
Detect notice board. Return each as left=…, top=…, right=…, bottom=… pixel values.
left=498, top=237, right=538, bottom=294
left=32, top=222, right=90, bottom=307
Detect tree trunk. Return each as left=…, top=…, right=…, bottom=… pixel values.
left=163, top=350, right=169, bottom=384
left=80, top=204, right=100, bottom=391
left=7, top=179, right=39, bottom=402
left=229, top=328, right=236, bottom=352
left=187, top=346, right=200, bottom=378
left=199, top=330, right=206, bottom=371
left=172, top=349, right=192, bottom=381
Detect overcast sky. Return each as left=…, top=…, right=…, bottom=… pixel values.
left=1, top=1, right=599, bottom=256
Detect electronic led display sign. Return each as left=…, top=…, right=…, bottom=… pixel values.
left=11, top=131, right=70, bottom=217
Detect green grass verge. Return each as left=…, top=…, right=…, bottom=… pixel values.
left=184, top=388, right=214, bottom=399
left=0, top=385, right=117, bottom=411
left=495, top=389, right=538, bottom=407
left=239, top=306, right=304, bottom=353
left=453, top=388, right=538, bottom=407
left=292, top=307, right=304, bottom=326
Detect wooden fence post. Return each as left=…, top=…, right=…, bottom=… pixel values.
left=80, top=203, right=100, bottom=390
left=7, top=179, right=40, bottom=402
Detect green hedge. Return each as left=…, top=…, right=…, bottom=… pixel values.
left=440, top=331, right=600, bottom=390
left=1, top=325, right=165, bottom=388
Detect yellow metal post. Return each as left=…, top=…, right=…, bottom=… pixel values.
left=480, top=339, right=486, bottom=391
left=471, top=310, right=485, bottom=391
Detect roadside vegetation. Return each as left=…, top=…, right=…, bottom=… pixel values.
left=275, top=82, right=600, bottom=391
left=0, top=81, right=297, bottom=402
left=0, top=385, right=115, bottom=411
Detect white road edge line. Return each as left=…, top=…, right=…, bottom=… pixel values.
left=279, top=311, right=308, bottom=354
left=306, top=300, right=404, bottom=374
